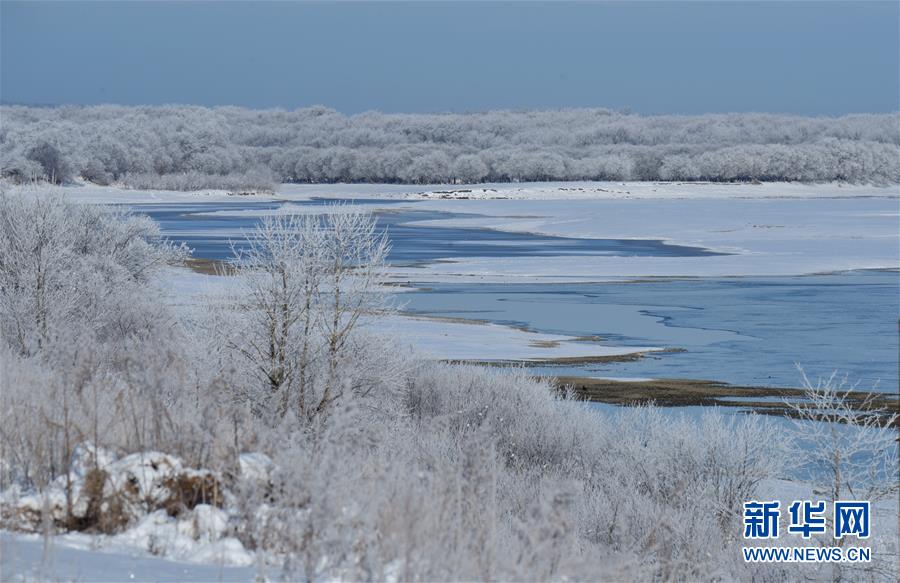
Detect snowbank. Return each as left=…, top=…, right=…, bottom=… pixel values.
left=0, top=445, right=265, bottom=570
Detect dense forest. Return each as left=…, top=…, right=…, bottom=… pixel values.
left=2, top=106, right=898, bottom=189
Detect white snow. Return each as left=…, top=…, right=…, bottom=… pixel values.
left=237, top=453, right=273, bottom=485
left=277, top=180, right=894, bottom=202
left=13, top=180, right=896, bottom=205
left=18, top=181, right=900, bottom=282
left=381, top=315, right=660, bottom=362
left=10, top=181, right=439, bottom=204
left=156, top=267, right=658, bottom=362
left=0, top=445, right=257, bottom=579
left=1, top=530, right=258, bottom=582
left=188, top=202, right=369, bottom=218
left=111, top=508, right=253, bottom=567
left=382, top=195, right=899, bottom=281
left=1, top=446, right=222, bottom=537
left=38, top=181, right=895, bottom=281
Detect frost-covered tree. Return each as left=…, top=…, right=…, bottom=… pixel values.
left=227, top=208, right=391, bottom=426
left=2, top=106, right=898, bottom=187
left=0, top=194, right=185, bottom=356
left=787, top=369, right=898, bottom=504
left=784, top=369, right=899, bottom=581
left=0, top=194, right=190, bottom=526
left=1, top=191, right=897, bottom=581
left=451, top=154, right=489, bottom=183
left=25, top=143, right=73, bottom=184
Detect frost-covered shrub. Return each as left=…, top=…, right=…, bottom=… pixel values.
left=0, top=195, right=196, bottom=510
left=1, top=195, right=894, bottom=580
left=0, top=152, right=44, bottom=184
left=784, top=370, right=900, bottom=581
left=120, top=168, right=276, bottom=193
left=399, top=364, right=790, bottom=578
left=217, top=209, right=403, bottom=428
left=0, top=194, right=186, bottom=357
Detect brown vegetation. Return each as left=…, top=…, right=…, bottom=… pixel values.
left=551, top=376, right=899, bottom=426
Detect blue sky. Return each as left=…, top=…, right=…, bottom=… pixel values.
left=1, top=1, right=897, bottom=115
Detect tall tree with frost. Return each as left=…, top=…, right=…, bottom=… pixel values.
left=230, top=208, right=389, bottom=425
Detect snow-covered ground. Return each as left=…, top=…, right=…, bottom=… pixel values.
left=1, top=531, right=259, bottom=582
left=381, top=314, right=659, bottom=362
left=0, top=446, right=262, bottom=581
left=4, top=478, right=895, bottom=582
left=393, top=189, right=898, bottom=281
left=160, top=267, right=658, bottom=363
left=10, top=180, right=434, bottom=204
left=15, top=179, right=896, bottom=204
left=307, top=180, right=897, bottom=202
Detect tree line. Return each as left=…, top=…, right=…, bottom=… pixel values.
left=2, top=105, right=898, bottom=189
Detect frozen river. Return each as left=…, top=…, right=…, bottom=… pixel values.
left=131, top=200, right=721, bottom=264
left=132, top=198, right=899, bottom=392
left=401, top=273, right=898, bottom=390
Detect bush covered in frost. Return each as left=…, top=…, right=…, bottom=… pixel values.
left=1, top=194, right=896, bottom=580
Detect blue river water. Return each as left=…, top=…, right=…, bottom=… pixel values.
left=132, top=200, right=899, bottom=392
left=400, top=274, right=899, bottom=391
left=132, top=200, right=721, bottom=264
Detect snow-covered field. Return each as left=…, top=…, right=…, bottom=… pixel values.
left=299, top=180, right=897, bottom=202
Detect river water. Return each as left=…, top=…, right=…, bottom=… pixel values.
left=132, top=199, right=899, bottom=392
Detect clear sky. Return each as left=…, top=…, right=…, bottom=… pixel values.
left=1, top=1, right=897, bottom=115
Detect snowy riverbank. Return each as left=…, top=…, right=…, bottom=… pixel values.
left=18, top=180, right=897, bottom=283
left=12, top=179, right=897, bottom=204
left=161, top=267, right=660, bottom=364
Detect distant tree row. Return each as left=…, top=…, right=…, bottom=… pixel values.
left=2, top=105, right=898, bottom=188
